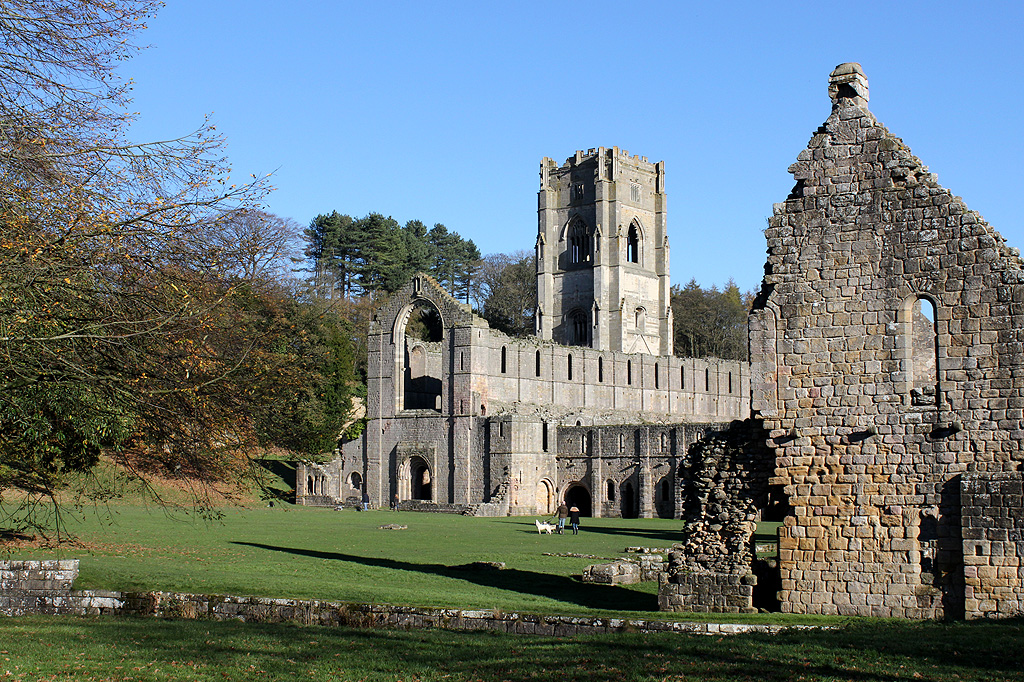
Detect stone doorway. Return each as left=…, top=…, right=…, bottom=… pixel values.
left=537, top=479, right=555, bottom=515
left=621, top=480, right=637, bottom=519
left=399, top=456, right=433, bottom=501
left=563, top=484, right=592, bottom=517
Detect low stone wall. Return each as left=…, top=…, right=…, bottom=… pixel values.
left=0, top=560, right=80, bottom=616
left=658, top=570, right=757, bottom=614
left=2, top=560, right=799, bottom=636
left=962, top=473, right=1024, bottom=619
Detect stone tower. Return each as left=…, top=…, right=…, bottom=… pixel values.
left=536, top=148, right=672, bottom=355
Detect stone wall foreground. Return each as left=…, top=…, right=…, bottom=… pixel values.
left=0, top=560, right=803, bottom=636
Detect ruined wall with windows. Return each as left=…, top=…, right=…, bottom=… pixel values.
left=749, top=63, right=1024, bottom=619
left=297, top=270, right=747, bottom=519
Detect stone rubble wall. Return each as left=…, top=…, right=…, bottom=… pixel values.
left=0, top=560, right=805, bottom=636
left=658, top=418, right=774, bottom=614
left=961, top=473, right=1024, bottom=619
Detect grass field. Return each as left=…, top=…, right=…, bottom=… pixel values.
left=1, top=614, right=1022, bottom=681
left=4, top=503, right=788, bottom=622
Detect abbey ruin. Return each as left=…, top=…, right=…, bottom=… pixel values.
left=299, top=64, right=1024, bottom=620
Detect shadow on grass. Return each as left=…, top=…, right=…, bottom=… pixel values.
left=510, top=518, right=685, bottom=545
left=11, top=615, right=1024, bottom=682
left=232, top=541, right=658, bottom=612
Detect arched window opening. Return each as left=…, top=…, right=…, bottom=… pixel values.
left=635, top=307, right=646, bottom=330
left=627, top=222, right=641, bottom=264
left=598, top=356, right=604, bottom=382
left=567, top=353, right=573, bottom=381
left=307, top=476, right=314, bottom=495
left=618, top=433, right=625, bottom=453
left=402, top=302, right=443, bottom=411
left=660, top=479, right=670, bottom=500
left=910, top=296, right=939, bottom=407
left=660, top=432, right=668, bottom=451
left=350, top=472, right=362, bottom=490
left=568, top=218, right=591, bottom=265
left=500, top=346, right=507, bottom=373
left=535, top=350, right=541, bottom=377
left=606, top=479, right=616, bottom=502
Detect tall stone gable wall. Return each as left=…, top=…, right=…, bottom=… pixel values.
left=749, top=64, right=1024, bottom=618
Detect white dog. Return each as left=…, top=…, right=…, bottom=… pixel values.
left=535, top=519, right=555, bottom=535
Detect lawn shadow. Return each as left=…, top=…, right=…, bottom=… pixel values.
left=232, top=541, right=657, bottom=612
left=507, top=518, right=684, bottom=545
left=552, top=523, right=685, bottom=545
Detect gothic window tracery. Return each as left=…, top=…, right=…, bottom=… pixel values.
left=568, top=217, right=591, bottom=265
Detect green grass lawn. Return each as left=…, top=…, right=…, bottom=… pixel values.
left=0, top=503, right=800, bottom=622
left=1, top=615, right=1021, bottom=681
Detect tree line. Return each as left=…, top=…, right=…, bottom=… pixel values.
left=305, top=212, right=480, bottom=302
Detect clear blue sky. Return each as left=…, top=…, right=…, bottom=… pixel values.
left=125, top=1, right=1024, bottom=293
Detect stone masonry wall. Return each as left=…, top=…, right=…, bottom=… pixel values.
left=0, top=560, right=796, bottom=636
left=961, top=473, right=1024, bottom=618
left=749, top=63, right=1024, bottom=618
left=0, top=560, right=79, bottom=615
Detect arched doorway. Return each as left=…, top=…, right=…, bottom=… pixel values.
left=537, top=479, right=555, bottom=515
left=563, top=484, right=592, bottom=517
left=400, top=456, right=433, bottom=501
left=621, top=480, right=637, bottom=519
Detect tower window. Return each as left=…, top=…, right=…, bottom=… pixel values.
left=627, top=222, right=641, bottom=264
left=705, top=368, right=710, bottom=391
left=635, top=307, right=646, bottom=330
left=627, top=360, right=632, bottom=385
left=567, top=353, right=573, bottom=381
left=598, top=356, right=604, bottom=383
left=535, top=350, right=541, bottom=377
left=500, top=346, right=507, bottom=374
left=655, top=362, right=659, bottom=389
left=680, top=366, right=685, bottom=389
left=569, top=309, right=589, bottom=347
left=569, top=218, right=591, bottom=265
left=630, top=183, right=641, bottom=202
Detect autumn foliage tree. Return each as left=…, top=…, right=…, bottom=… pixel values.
left=0, top=1, right=350, bottom=529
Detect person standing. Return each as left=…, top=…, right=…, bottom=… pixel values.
left=556, top=502, right=568, bottom=534
left=361, top=489, right=370, bottom=512
left=569, top=506, right=581, bottom=535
